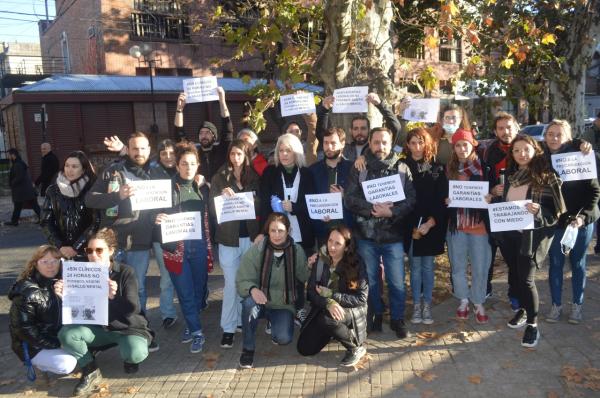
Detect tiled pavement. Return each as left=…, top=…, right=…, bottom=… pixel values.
left=0, top=200, right=599, bottom=397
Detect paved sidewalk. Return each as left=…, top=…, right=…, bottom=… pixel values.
left=0, top=220, right=599, bottom=397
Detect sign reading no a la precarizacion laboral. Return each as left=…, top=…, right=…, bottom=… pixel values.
left=213, top=192, right=256, bottom=224
left=161, top=211, right=203, bottom=243
left=305, top=192, right=344, bottom=220
left=280, top=92, right=316, bottom=117
left=488, top=200, right=534, bottom=232
left=62, top=261, right=109, bottom=326
left=182, top=76, right=219, bottom=103
left=361, top=174, right=406, bottom=204
left=448, top=180, right=489, bottom=209
left=129, top=179, right=172, bottom=211
left=551, top=151, right=598, bottom=182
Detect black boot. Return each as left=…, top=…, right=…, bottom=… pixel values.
left=393, top=319, right=409, bottom=339
left=372, top=314, right=383, bottom=332
left=73, top=360, right=102, bottom=396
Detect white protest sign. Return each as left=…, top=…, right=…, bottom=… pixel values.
left=361, top=174, right=406, bottom=204
left=182, top=76, right=219, bottom=103
left=280, top=93, right=316, bottom=117
left=402, top=98, right=440, bottom=123
left=488, top=200, right=534, bottom=232
left=332, top=86, right=368, bottom=113
left=129, top=179, right=172, bottom=211
left=213, top=192, right=256, bottom=224
left=448, top=180, right=489, bottom=209
left=62, top=261, right=109, bottom=325
left=305, top=192, right=344, bottom=220
left=551, top=151, right=597, bottom=182
left=161, top=211, right=203, bottom=243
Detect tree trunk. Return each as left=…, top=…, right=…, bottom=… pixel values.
left=549, top=0, right=600, bottom=137
left=313, top=0, right=396, bottom=134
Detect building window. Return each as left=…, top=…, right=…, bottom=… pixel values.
left=439, top=37, right=462, bottom=64
left=131, top=0, right=190, bottom=41
left=439, top=80, right=453, bottom=94
left=397, top=78, right=421, bottom=95
left=400, top=45, right=425, bottom=60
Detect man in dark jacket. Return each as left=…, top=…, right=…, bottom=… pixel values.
left=344, top=127, right=416, bottom=339
left=35, top=142, right=59, bottom=196
left=6, top=148, right=41, bottom=226
left=174, top=86, right=233, bottom=182
left=309, top=126, right=353, bottom=244
left=85, top=133, right=155, bottom=317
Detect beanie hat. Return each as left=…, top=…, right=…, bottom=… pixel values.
left=451, top=128, right=477, bottom=146
left=200, top=121, right=218, bottom=139
left=237, top=128, right=258, bottom=142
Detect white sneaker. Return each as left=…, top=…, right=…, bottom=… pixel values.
left=568, top=303, right=582, bottom=324
left=411, top=303, right=422, bottom=324
left=545, top=304, right=562, bottom=323
left=422, top=303, right=434, bottom=325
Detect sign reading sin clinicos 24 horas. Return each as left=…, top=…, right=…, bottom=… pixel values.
left=551, top=151, right=597, bottom=182
left=62, top=261, right=109, bottom=326
left=448, top=180, right=489, bottom=209
left=488, top=200, right=534, bottom=232
left=361, top=175, right=406, bottom=204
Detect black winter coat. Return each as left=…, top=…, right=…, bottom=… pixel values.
left=303, top=252, right=369, bottom=345
left=9, top=271, right=62, bottom=362
left=9, top=157, right=37, bottom=203
left=41, top=182, right=101, bottom=255
left=35, top=151, right=60, bottom=196
left=403, top=156, right=448, bottom=256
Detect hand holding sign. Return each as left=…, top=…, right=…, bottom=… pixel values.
left=128, top=179, right=172, bottom=211
left=448, top=180, right=489, bottom=209
left=332, top=86, right=368, bottom=113
left=551, top=151, right=597, bottom=182
left=305, top=193, right=343, bottom=220
left=280, top=93, right=316, bottom=117
left=488, top=200, right=534, bottom=232
left=183, top=77, right=219, bottom=103
left=361, top=174, right=406, bottom=204
left=402, top=98, right=440, bottom=123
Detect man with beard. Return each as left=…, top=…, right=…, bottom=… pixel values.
left=35, top=142, right=60, bottom=196
left=308, top=127, right=353, bottom=244
left=85, top=133, right=157, bottom=332
left=316, top=93, right=402, bottom=162
left=174, top=86, right=233, bottom=181
left=344, top=127, right=416, bottom=339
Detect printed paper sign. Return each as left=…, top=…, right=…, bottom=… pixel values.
left=280, top=93, right=316, bottom=117
left=213, top=192, right=256, bottom=224
left=448, top=180, right=489, bottom=209
left=332, top=86, right=368, bottom=113
left=489, top=200, right=534, bottom=232
left=161, top=211, right=203, bottom=243
left=361, top=174, right=406, bottom=204
left=402, top=98, right=440, bottom=123
left=129, top=179, right=172, bottom=211
left=62, top=261, right=109, bottom=326
left=551, top=151, right=597, bottom=182
left=183, top=76, right=219, bottom=103
left=305, top=192, right=344, bottom=220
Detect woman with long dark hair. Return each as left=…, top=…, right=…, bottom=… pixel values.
left=9, top=245, right=77, bottom=377
left=297, top=226, right=368, bottom=367
left=210, top=139, right=261, bottom=348
left=401, top=128, right=448, bottom=325
left=494, top=134, right=565, bottom=347
left=41, top=151, right=100, bottom=260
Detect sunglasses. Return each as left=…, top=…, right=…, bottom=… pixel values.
left=85, top=247, right=106, bottom=255
left=38, top=259, right=60, bottom=266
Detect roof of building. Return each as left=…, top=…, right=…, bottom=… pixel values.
left=14, top=74, right=323, bottom=94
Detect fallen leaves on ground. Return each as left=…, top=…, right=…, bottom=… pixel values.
left=404, top=383, right=417, bottom=391
left=23, top=389, right=35, bottom=395
left=421, top=390, right=436, bottom=398
left=501, top=361, right=516, bottom=369
left=0, top=379, right=15, bottom=387
left=414, top=371, right=438, bottom=382
left=90, top=382, right=111, bottom=398
left=547, top=391, right=560, bottom=398
left=468, top=375, right=482, bottom=384
left=352, top=353, right=371, bottom=370
left=203, top=352, right=220, bottom=369
left=124, top=386, right=139, bottom=394
left=561, top=365, right=600, bottom=391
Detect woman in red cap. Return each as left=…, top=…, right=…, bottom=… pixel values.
left=445, top=128, right=495, bottom=325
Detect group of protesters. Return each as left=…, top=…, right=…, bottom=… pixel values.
left=7, top=87, right=600, bottom=396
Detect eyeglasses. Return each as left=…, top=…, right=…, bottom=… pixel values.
left=38, top=259, right=60, bottom=266
left=443, top=115, right=459, bottom=122
left=85, top=247, right=106, bottom=255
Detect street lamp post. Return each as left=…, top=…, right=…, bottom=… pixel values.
left=129, top=44, right=159, bottom=136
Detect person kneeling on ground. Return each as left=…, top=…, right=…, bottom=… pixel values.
left=297, top=226, right=368, bottom=367
left=236, top=212, right=308, bottom=369
left=56, top=228, right=153, bottom=396
left=9, top=245, right=77, bottom=378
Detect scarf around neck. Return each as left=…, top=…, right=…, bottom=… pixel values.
left=508, top=168, right=566, bottom=219
left=259, top=237, right=296, bottom=304
left=56, top=172, right=89, bottom=198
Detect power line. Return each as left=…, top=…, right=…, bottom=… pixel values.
left=0, top=16, right=39, bottom=23
left=0, top=10, right=55, bottom=18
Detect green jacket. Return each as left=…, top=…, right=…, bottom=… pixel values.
left=236, top=240, right=308, bottom=313
left=583, top=124, right=600, bottom=151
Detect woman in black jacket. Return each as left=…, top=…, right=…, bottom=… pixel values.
left=41, top=151, right=100, bottom=260
left=57, top=227, right=153, bottom=396
left=6, top=148, right=41, bottom=226
left=297, top=226, right=368, bottom=367
left=401, top=128, right=448, bottom=325
left=9, top=245, right=77, bottom=376
left=543, top=120, right=600, bottom=324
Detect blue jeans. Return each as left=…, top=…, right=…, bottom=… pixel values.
left=219, top=238, right=252, bottom=333
left=152, top=242, right=177, bottom=320
left=115, top=249, right=151, bottom=313
left=241, top=296, right=294, bottom=351
left=446, top=231, right=491, bottom=305
left=409, top=244, right=435, bottom=305
left=357, top=239, right=406, bottom=320
left=169, top=240, right=208, bottom=334
left=548, top=224, right=594, bottom=306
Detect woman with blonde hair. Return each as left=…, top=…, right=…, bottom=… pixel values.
left=9, top=245, right=77, bottom=377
